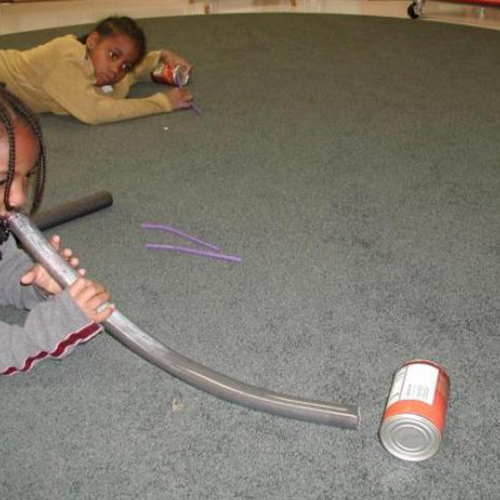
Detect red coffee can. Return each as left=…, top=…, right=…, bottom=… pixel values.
left=151, top=63, right=189, bottom=86
left=379, top=359, right=450, bottom=462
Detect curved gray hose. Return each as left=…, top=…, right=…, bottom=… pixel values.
left=6, top=211, right=360, bottom=429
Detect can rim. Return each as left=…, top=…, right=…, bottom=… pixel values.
left=379, top=413, right=441, bottom=462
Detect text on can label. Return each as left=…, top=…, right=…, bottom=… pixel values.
left=387, top=363, right=439, bottom=407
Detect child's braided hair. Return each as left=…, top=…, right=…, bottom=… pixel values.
left=0, top=85, right=47, bottom=215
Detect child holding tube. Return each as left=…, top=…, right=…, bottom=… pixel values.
left=0, top=16, right=193, bottom=125
left=0, top=87, right=113, bottom=375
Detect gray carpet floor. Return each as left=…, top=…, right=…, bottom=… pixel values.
left=1, top=13, right=500, bottom=499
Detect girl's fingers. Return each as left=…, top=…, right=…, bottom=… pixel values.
left=78, top=282, right=107, bottom=302
left=52, top=238, right=77, bottom=264
left=92, top=304, right=114, bottom=323
left=61, top=248, right=72, bottom=259
left=68, top=276, right=90, bottom=298
left=74, top=282, right=108, bottom=305
left=68, top=277, right=112, bottom=321
left=49, top=235, right=60, bottom=249
left=20, top=268, right=36, bottom=285
left=72, top=283, right=98, bottom=303
left=86, top=293, right=111, bottom=313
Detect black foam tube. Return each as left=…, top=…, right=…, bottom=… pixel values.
left=32, top=191, right=113, bottom=231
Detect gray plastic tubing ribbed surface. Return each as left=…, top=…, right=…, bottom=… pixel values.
left=7, top=211, right=360, bottom=429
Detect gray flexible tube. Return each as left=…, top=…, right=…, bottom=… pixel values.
left=6, top=211, right=360, bottom=429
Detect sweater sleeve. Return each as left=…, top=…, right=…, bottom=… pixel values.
left=0, top=239, right=102, bottom=375
left=0, top=238, right=47, bottom=310
left=130, top=50, right=162, bottom=83
left=41, top=48, right=172, bottom=124
left=0, top=289, right=102, bottom=376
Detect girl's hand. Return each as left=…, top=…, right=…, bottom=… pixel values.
left=166, top=88, right=193, bottom=110
left=160, top=50, right=193, bottom=75
left=21, top=235, right=79, bottom=295
left=68, top=276, right=113, bottom=323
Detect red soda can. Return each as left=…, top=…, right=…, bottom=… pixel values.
left=379, top=359, right=450, bottom=462
left=151, top=63, right=190, bottom=86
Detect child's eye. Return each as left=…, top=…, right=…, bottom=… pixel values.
left=121, top=62, right=133, bottom=73
left=0, top=169, right=36, bottom=188
left=109, top=50, right=118, bottom=60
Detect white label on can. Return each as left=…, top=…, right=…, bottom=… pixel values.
left=386, top=363, right=439, bottom=408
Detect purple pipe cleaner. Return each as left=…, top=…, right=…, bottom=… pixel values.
left=146, top=243, right=242, bottom=263
left=141, top=223, right=220, bottom=251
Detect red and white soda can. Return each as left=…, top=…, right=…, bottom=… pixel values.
left=151, top=63, right=190, bottom=86
left=379, top=359, right=450, bottom=462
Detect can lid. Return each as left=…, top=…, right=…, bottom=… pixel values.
left=379, top=414, right=441, bottom=462
left=174, top=66, right=190, bottom=86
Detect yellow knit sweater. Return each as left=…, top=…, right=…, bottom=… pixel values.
left=0, top=35, right=173, bottom=125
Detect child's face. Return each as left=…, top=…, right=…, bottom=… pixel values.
left=0, top=123, right=39, bottom=216
left=87, top=32, right=140, bottom=87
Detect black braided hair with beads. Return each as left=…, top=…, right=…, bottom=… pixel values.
left=0, top=86, right=47, bottom=255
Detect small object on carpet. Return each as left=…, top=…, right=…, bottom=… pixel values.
left=145, top=243, right=242, bottom=263
left=141, top=222, right=221, bottom=251
left=379, top=360, right=450, bottom=462
left=189, top=101, right=203, bottom=116
left=33, top=191, right=113, bottom=231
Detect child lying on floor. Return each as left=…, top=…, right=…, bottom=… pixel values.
left=0, top=16, right=194, bottom=125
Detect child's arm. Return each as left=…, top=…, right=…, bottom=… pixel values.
left=129, top=50, right=162, bottom=83
left=0, top=285, right=103, bottom=376
left=0, top=238, right=112, bottom=375
left=42, top=50, right=178, bottom=125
